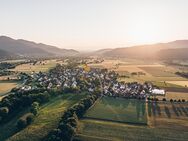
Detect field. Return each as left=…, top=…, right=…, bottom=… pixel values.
left=88, top=59, right=188, bottom=83
left=156, top=92, right=188, bottom=101
left=0, top=80, right=20, bottom=96
left=167, top=81, right=188, bottom=87
left=10, top=60, right=57, bottom=73
left=0, top=93, right=86, bottom=141
left=139, top=66, right=177, bottom=77
left=85, top=97, right=147, bottom=124
left=78, top=97, right=188, bottom=141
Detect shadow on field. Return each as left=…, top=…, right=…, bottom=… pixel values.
left=164, top=106, right=171, bottom=118
left=147, top=102, right=162, bottom=117
left=180, top=106, right=188, bottom=117
left=172, top=104, right=180, bottom=117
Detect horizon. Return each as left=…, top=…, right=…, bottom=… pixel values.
left=1, top=0, right=188, bottom=51
left=1, top=35, right=188, bottom=52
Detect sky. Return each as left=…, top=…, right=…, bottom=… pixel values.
left=0, top=0, right=188, bottom=51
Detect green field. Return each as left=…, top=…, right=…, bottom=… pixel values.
left=78, top=97, right=188, bottom=141
left=85, top=97, right=147, bottom=124
left=0, top=93, right=86, bottom=141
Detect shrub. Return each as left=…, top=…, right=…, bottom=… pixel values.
left=26, top=113, right=35, bottom=124
left=162, top=98, right=166, bottom=101
left=17, top=118, right=27, bottom=129
left=0, top=107, right=9, bottom=117
left=30, top=102, right=39, bottom=115
left=17, top=113, right=35, bottom=129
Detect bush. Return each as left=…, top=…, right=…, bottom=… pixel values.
left=17, top=113, right=35, bottom=129
left=30, top=102, right=39, bottom=115
left=17, top=118, right=27, bottom=129
left=26, top=113, right=34, bottom=124
left=0, top=107, right=9, bottom=117
left=162, top=98, right=166, bottom=101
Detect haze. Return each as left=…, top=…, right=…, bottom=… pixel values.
left=1, top=0, right=188, bottom=51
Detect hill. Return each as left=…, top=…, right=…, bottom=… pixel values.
left=0, top=49, right=12, bottom=58
left=100, top=40, right=188, bottom=59
left=0, top=36, right=79, bottom=57
left=158, top=48, right=188, bottom=60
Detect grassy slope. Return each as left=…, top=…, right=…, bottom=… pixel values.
left=5, top=93, right=86, bottom=141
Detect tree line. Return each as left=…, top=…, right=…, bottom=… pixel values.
left=45, top=94, right=99, bottom=141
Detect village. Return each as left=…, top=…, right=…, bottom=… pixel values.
left=15, top=62, right=164, bottom=100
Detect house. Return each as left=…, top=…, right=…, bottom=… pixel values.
left=151, top=89, right=166, bottom=95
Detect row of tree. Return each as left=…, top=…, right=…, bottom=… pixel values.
left=16, top=101, right=39, bottom=130
left=45, top=94, right=99, bottom=141
left=175, top=72, right=188, bottom=79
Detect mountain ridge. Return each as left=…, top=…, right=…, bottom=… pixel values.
left=0, top=36, right=79, bottom=58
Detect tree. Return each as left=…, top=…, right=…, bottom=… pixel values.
left=30, top=102, right=39, bottom=115
left=0, top=107, right=9, bottom=117
left=26, top=113, right=34, bottom=124
left=162, top=98, right=166, bottom=101
left=58, top=123, right=76, bottom=141
left=17, top=118, right=27, bottom=129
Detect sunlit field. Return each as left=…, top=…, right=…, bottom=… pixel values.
left=77, top=97, right=188, bottom=141
left=0, top=81, right=19, bottom=96
left=156, top=92, right=188, bottom=101
left=88, top=59, right=187, bottom=82
left=10, top=60, right=57, bottom=73
left=167, top=81, right=188, bottom=87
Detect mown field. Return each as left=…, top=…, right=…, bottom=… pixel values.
left=89, top=59, right=188, bottom=83
left=0, top=80, right=20, bottom=96
left=84, top=97, right=147, bottom=124
left=157, top=92, right=188, bottom=101
left=0, top=93, right=86, bottom=141
left=167, top=81, right=188, bottom=87
left=78, top=97, right=188, bottom=141
left=10, top=60, right=57, bottom=73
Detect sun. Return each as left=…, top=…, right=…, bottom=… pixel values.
left=127, top=11, right=166, bottom=45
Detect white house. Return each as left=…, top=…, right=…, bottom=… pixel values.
left=151, top=89, right=166, bottom=95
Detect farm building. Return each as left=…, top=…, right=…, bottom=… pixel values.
left=151, top=89, right=166, bottom=96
